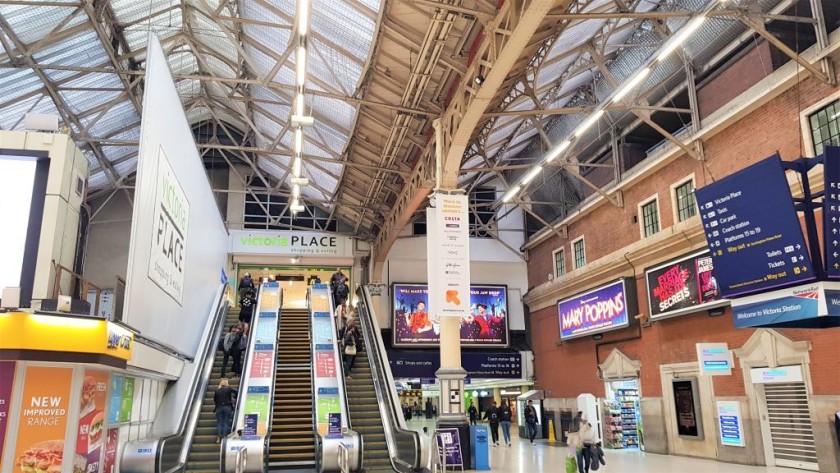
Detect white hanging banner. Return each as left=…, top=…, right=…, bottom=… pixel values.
left=429, top=193, right=471, bottom=318
left=426, top=206, right=442, bottom=325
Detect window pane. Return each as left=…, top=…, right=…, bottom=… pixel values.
left=809, top=100, right=840, bottom=156
left=642, top=200, right=660, bottom=237
left=676, top=181, right=696, bottom=222
left=555, top=250, right=566, bottom=277
left=573, top=240, right=585, bottom=268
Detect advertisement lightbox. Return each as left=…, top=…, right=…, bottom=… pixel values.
left=558, top=278, right=637, bottom=340
left=646, top=251, right=727, bottom=320
left=392, top=284, right=509, bottom=347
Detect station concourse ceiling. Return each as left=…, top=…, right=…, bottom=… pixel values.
left=0, top=0, right=814, bottom=253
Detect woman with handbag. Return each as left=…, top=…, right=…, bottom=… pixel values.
left=342, top=320, right=360, bottom=379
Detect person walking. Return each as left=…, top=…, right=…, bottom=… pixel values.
left=221, top=325, right=242, bottom=378
left=467, top=400, right=478, bottom=425
left=500, top=399, right=513, bottom=446
left=425, top=398, right=433, bottom=419
left=213, top=379, right=237, bottom=444
left=342, top=320, right=360, bottom=378
left=524, top=400, right=539, bottom=444
left=483, top=400, right=501, bottom=446
left=577, top=421, right=598, bottom=473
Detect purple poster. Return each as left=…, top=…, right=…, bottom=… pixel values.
left=328, top=413, right=342, bottom=438
left=393, top=284, right=509, bottom=347
left=558, top=279, right=633, bottom=340
left=435, top=428, right=463, bottom=466
left=0, top=361, right=16, bottom=464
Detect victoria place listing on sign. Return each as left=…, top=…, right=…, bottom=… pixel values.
left=148, top=147, right=189, bottom=304
left=229, top=230, right=353, bottom=257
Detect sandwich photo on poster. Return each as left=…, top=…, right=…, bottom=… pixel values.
left=75, top=371, right=109, bottom=473
left=14, top=366, right=74, bottom=473
left=392, top=284, right=509, bottom=347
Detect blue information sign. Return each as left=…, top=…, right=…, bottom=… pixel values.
left=695, top=154, right=814, bottom=297
left=824, top=147, right=840, bottom=278
left=243, top=413, right=258, bottom=436
left=435, top=428, right=464, bottom=467
left=387, top=350, right=522, bottom=379
left=327, top=413, right=342, bottom=438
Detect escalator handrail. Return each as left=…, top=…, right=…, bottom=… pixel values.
left=355, top=286, right=424, bottom=472
left=120, top=282, right=228, bottom=473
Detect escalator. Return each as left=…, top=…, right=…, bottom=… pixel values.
left=269, top=308, right=317, bottom=470
left=345, top=345, right=392, bottom=472
left=185, top=310, right=242, bottom=472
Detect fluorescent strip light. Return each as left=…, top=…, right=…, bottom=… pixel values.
left=574, top=110, right=605, bottom=138
left=545, top=140, right=571, bottom=163
left=298, top=0, right=310, bottom=36
left=294, top=128, right=303, bottom=154
left=295, top=93, right=305, bottom=117
left=501, top=185, right=521, bottom=203
left=612, top=67, right=651, bottom=102
left=296, top=46, right=307, bottom=86
left=293, top=156, right=302, bottom=177
left=521, top=166, right=542, bottom=185
left=658, top=16, right=706, bottom=61
left=292, top=184, right=301, bottom=199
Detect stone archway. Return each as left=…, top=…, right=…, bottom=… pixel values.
left=599, top=348, right=641, bottom=380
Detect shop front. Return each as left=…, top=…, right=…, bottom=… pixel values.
left=0, top=311, right=170, bottom=473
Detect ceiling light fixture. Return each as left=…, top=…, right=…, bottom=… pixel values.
left=296, top=46, right=307, bottom=86
left=501, top=185, right=521, bottom=203
left=545, top=140, right=571, bottom=163
left=293, top=156, right=302, bottom=177
left=298, top=0, right=311, bottom=36
left=292, top=184, right=301, bottom=199
left=474, top=75, right=485, bottom=85
left=574, top=110, right=605, bottom=138
left=294, top=128, right=303, bottom=154
left=295, top=93, right=305, bottom=116
left=521, top=166, right=543, bottom=185
left=658, top=16, right=706, bottom=61
left=612, top=67, right=651, bottom=102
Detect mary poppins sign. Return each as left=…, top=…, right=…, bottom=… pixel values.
left=558, top=278, right=637, bottom=340
left=646, top=251, right=727, bottom=320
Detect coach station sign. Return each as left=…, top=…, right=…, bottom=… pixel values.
left=229, top=230, right=353, bottom=258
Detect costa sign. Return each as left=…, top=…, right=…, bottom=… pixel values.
left=558, top=278, right=638, bottom=340
left=645, top=251, right=727, bottom=320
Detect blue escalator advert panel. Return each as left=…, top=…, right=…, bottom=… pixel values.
left=695, top=154, right=814, bottom=298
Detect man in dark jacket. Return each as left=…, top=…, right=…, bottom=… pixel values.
left=525, top=400, right=539, bottom=443
left=468, top=401, right=478, bottom=425
left=483, top=400, right=502, bottom=446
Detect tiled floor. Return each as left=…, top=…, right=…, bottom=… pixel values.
left=405, top=419, right=796, bottom=473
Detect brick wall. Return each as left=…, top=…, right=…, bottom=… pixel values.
left=528, top=67, right=840, bottom=398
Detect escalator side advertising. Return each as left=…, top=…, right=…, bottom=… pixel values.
left=392, top=284, right=509, bottom=347
left=387, top=350, right=522, bottom=379
left=645, top=251, right=726, bottom=320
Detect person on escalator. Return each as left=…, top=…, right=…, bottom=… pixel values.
left=231, top=325, right=247, bottom=377
left=238, top=288, right=256, bottom=334
left=334, top=276, right=350, bottom=310
left=221, top=325, right=242, bottom=378
left=238, top=272, right=255, bottom=296
left=214, top=379, right=238, bottom=444
left=342, top=320, right=360, bottom=379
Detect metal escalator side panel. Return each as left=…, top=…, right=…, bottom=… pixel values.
left=354, top=286, right=426, bottom=472
left=222, top=283, right=283, bottom=473
left=121, top=283, right=230, bottom=473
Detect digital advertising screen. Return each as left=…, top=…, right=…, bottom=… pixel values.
left=0, top=152, right=49, bottom=307
left=392, top=283, right=509, bottom=347
left=645, top=251, right=726, bottom=320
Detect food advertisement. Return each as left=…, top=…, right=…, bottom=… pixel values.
left=13, top=366, right=73, bottom=473
left=0, top=361, right=16, bottom=467
left=74, top=370, right=109, bottom=473
left=392, top=284, right=509, bottom=347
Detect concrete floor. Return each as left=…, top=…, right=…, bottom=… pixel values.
left=405, top=419, right=797, bottom=473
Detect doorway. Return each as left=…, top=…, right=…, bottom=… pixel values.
left=236, top=265, right=351, bottom=308
left=604, top=379, right=643, bottom=450
left=754, top=368, right=819, bottom=471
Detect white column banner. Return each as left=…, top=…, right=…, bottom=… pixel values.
left=426, top=205, right=441, bottom=324
left=430, top=193, right=470, bottom=318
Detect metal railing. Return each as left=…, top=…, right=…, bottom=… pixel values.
left=121, top=283, right=229, bottom=473
left=355, top=286, right=430, bottom=472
